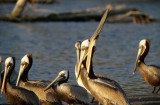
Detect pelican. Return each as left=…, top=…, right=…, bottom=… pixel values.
left=133, top=39, right=160, bottom=93
left=44, top=70, right=89, bottom=105
left=75, top=8, right=111, bottom=88
left=76, top=9, right=130, bottom=105
left=77, top=39, right=130, bottom=105
left=1, top=56, right=17, bottom=87
left=75, top=40, right=109, bottom=103
left=75, top=41, right=86, bottom=88
left=16, top=53, right=62, bottom=105
left=1, top=57, right=41, bottom=105
left=79, top=39, right=127, bottom=93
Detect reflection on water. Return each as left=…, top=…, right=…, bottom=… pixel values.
left=0, top=21, right=160, bottom=103
left=0, top=0, right=160, bottom=103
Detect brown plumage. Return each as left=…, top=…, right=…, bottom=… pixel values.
left=76, top=9, right=130, bottom=105
left=44, top=70, right=89, bottom=105
left=16, top=53, right=62, bottom=105
left=1, top=57, right=41, bottom=105
left=133, top=39, right=160, bottom=93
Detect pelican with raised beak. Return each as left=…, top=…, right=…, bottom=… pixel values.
left=76, top=8, right=130, bottom=105
left=76, top=39, right=130, bottom=105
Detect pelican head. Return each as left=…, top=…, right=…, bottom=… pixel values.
left=133, top=39, right=151, bottom=74
left=44, top=70, right=69, bottom=91
left=1, top=57, right=15, bottom=94
left=16, top=53, right=32, bottom=86
left=76, top=39, right=96, bottom=80
left=75, top=41, right=81, bottom=50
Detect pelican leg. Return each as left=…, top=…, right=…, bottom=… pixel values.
left=90, top=97, right=95, bottom=103
left=98, top=102, right=101, bottom=105
left=156, top=88, right=160, bottom=94
left=152, top=87, right=156, bottom=93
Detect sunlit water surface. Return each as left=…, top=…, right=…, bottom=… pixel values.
left=0, top=0, right=160, bottom=104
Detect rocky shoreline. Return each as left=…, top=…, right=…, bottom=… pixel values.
left=1, top=94, right=160, bottom=105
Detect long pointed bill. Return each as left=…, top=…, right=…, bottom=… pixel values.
left=76, top=50, right=86, bottom=81
left=16, top=65, right=25, bottom=86
left=75, top=47, right=80, bottom=77
left=1, top=66, right=10, bottom=94
left=44, top=75, right=62, bottom=92
left=86, top=40, right=96, bottom=74
left=90, top=8, right=110, bottom=41
left=133, top=46, right=143, bottom=75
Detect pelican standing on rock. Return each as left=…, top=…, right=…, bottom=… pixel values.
left=133, top=39, right=160, bottom=93
left=16, top=53, right=62, bottom=105
left=1, top=57, right=41, bottom=105
left=44, top=70, right=89, bottom=105
left=76, top=9, right=130, bottom=105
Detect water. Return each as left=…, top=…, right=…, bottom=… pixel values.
left=0, top=0, right=160, bottom=104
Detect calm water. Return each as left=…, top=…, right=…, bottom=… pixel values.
left=0, top=0, right=160, bottom=104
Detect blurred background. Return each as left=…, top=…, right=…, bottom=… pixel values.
left=0, top=0, right=160, bottom=104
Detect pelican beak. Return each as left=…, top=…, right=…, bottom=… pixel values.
left=16, top=65, right=26, bottom=86
left=76, top=49, right=87, bottom=81
left=86, top=40, right=96, bottom=73
left=44, top=75, right=63, bottom=92
left=133, top=46, right=144, bottom=75
left=1, top=65, right=10, bottom=94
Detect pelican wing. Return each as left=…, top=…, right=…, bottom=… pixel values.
left=59, top=83, right=89, bottom=104
left=12, top=85, right=40, bottom=105
left=19, top=81, right=60, bottom=103
left=24, top=81, right=48, bottom=88
left=148, top=65, right=160, bottom=77
left=94, top=78, right=117, bottom=89
left=89, top=79, right=129, bottom=105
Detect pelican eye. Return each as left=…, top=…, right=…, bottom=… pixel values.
left=59, top=73, right=66, bottom=79
left=5, top=63, right=13, bottom=67
left=81, top=46, right=88, bottom=50
left=21, top=61, right=29, bottom=66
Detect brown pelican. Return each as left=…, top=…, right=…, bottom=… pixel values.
left=16, top=53, right=62, bottom=105
left=44, top=70, right=89, bottom=105
left=1, top=57, right=41, bottom=105
left=76, top=9, right=130, bottom=105
left=75, top=41, right=86, bottom=89
left=77, top=39, right=130, bottom=105
left=1, top=56, right=17, bottom=87
left=133, top=39, right=160, bottom=93
left=79, top=39, right=127, bottom=92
